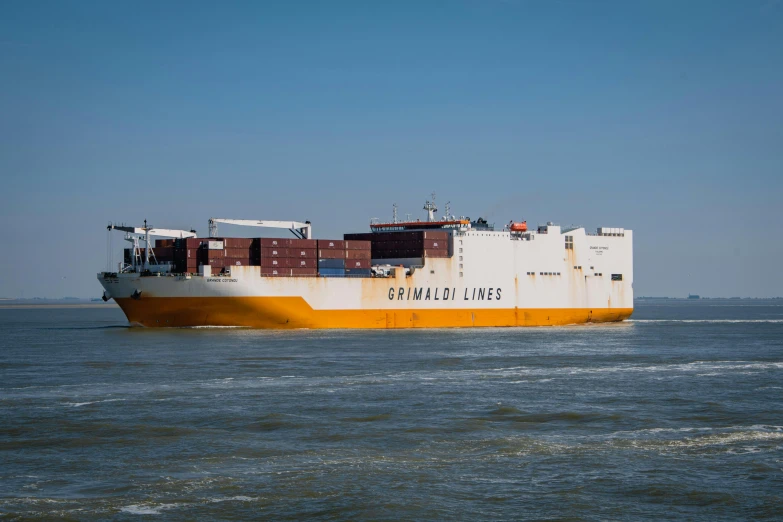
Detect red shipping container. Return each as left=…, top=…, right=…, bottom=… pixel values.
left=222, top=238, right=254, bottom=249
left=224, top=259, right=253, bottom=267
left=345, top=240, right=371, bottom=250
left=424, top=239, right=447, bottom=249
left=224, top=247, right=251, bottom=259
left=261, top=268, right=288, bottom=276
left=423, top=249, right=450, bottom=258
left=182, top=248, right=199, bottom=259
left=423, top=230, right=449, bottom=240
left=155, top=239, right=175, bottom=248
left=184, top=238, right=204, bottom=248
left=289, top=258, right=316, bottom=268
left=289, top=238, right=317, bottom=248
left=317, top=239, right=345, bottom=250
left=290, top=268, right=317, bottom=276
left=261, top=257, right=289, bottom=268
left=290, top=248, right=317, bottom=258
left=317, top=249, right=344, bottom=259
left=345, top=259, right=370, bottom=269
left=260, top=247, right=288, bottom=258
left=198, top=251, right=224, bottom=261
left=346, top=250, right=371, bottom=260
left=259, top=238, right=291, bottom=247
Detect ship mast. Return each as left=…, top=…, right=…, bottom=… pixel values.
left=423, top=193, right=438, bottom=222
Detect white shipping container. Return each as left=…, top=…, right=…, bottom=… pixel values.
left=208, top=241, right=224, bottom=250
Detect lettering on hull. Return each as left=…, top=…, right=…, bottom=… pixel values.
left=389, top=287, right=502, bottom=301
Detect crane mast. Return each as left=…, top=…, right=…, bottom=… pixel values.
left=208, top=218, right=312, bottom=239
left=107, top=222, right=197, bottom=271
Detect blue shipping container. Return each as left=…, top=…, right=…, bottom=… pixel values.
left=317, top=259, right=345, bottom=269
left=345, top=268, right=372, bottom=276
left=318, top=268, right=345, bottom=276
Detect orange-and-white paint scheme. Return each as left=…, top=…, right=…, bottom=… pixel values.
left=99, top=224, right=633, bottom=328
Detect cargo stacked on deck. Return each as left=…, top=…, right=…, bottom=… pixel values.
left=204, top=238, right=255, bottom=273
left=173, top=237, right=204, bottom=273
left=317, top=239, right=345, bottom=276
left=314, top=239, right=372, bottom=277
left=257, top=238, right=318, bottom=277
left=343, top=230, right=451, bottom=261
left=124, top=245, right=175, bottom=268
left=344, top=240, right=371, bottom=276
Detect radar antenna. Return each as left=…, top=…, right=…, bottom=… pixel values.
left=423, top=193, right=438, bottom=222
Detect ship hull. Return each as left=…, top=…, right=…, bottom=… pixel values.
left=114, top=296, right=632, bottom=328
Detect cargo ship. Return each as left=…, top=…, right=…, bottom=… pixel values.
left=98, top=197, right=633, bottom=328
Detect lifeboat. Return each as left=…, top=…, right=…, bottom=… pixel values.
left=509, top=221, right=527, bottom=232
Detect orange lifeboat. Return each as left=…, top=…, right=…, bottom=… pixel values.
left=509, top=221, right=527, bottom=232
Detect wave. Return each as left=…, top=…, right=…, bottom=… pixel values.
left=208, top=496, right=257, bottom=503
left=178, top=325, right=250, bottom=329
left=40, top=325, right=129, bottom=330
left=65, top=398, right=127, bottom=407
left=120, top=503, right=182, bottom=515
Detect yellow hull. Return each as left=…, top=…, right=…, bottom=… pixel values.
left=115, top=297, right=633, bottom=328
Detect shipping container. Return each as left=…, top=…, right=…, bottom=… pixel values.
left=318, top=268, right=345, bottom=277
left=345, top=268, right=372, bottom=276
left=317, top=249, right=344, bottom=259
left=423, top=249, right=450, bottom=258
left=317, top=258, right=345, bottom=269
left=258, top=238, right=290, bottom=248
left=224, top=248, right=251, bottom=259
left=344, top=240, right=371, bottom=250
left=222, top=238, right=254, bottom=249
left=290, top=268, right=317, bottom=276
left=316, top=239, right=345, bottom=250
left=260, top=268, right=287, bottom=277
left=423, top=230, right=449, bottom=240
left=184, top=237, right=204, bottom=248
left=346, top=259, right=370, bottom=269
left=346, top=250, right=371, bottom=260
left=220, top=259, right=253, bottom=267
left=261, top=257, right=289, bottom=268
left=424, top=239, right=446, bottom=249
left=198, top=250, right=225, bottom=260
left=155, top=239, right=175, bottom=248
left=260, top=247, right=288, bottom=258
left=289, top=238, right=317, bottom=249
left=289, top=258, right=316, bottom=269
left=290, top=248, right=317, bottom=259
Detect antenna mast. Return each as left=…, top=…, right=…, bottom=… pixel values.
left=423, top=192, right=438, bottom=222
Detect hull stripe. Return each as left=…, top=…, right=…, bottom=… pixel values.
left=115, top=297, right=633, bottom=328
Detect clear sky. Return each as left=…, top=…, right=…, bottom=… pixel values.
left=1, top=1, right=781, bottom=298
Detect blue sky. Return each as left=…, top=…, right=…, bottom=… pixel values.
left=1, top=1, right=781, bottom=298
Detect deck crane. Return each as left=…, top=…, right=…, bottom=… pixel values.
left=208, top=218, right=312, bottom=239
left=107, top=221, right=197, bottom=271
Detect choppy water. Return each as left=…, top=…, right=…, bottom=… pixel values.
left=1, top=300, right=782, bottom=520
